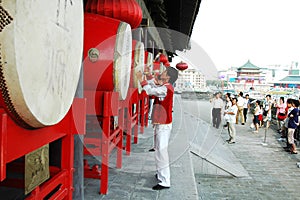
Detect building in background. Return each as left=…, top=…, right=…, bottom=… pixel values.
left=217, top=60, right=298, bottom=93
left=176, top=68, right=206, bottom=92
left=273, top=62, right=300, bottom=89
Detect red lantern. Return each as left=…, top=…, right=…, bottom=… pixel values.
left=176, top=61, right=188, bottom=71
left=85, top=0, right=143, bottom=29
left=164, top=61, right=171, bottom=67
left=158, top=54, right=168, bottom=64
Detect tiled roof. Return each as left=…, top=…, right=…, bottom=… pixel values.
left=279, top=75, right=300, bottom=82
left=237, top=60, right=260, bottom=70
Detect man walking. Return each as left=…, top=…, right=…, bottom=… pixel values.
left=236, top=92, right=245, bottom=125
left=210, top=92, right=223, bottom=129
left=243, top=94, right=250, bottom=122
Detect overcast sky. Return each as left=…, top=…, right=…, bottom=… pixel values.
left=189, top=0, right=300, bottom=70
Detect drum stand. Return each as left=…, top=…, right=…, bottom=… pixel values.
left=121, top=88, right=139, bottom=155
left=138, top=90, right=149, bottom=133
left=0, top=98, right=86, bottom=200
left=83, top=91, right=123, bottom=194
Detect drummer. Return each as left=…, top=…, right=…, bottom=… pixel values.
left=136, top=67, right=178, bottom=190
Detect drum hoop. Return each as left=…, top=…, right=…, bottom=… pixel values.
left=133, top=42, right=144, bottom=94
left=0, top=1, right=83, bottom=128
left=0, top=50, right=34, bottom=129
left=113, top=22, right=132, bottom=100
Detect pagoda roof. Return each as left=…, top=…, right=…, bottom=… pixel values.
left=279, top=75, right=300, bottom=82
left=237, top=60, right=260, bottom=70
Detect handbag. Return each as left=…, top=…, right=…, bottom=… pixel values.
left=277, top=112, right=286, bottom=121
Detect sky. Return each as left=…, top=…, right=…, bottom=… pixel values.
left=185, top=0, right=300, bottom=71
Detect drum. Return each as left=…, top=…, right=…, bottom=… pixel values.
left=83, top=13, right=132, bottom=100
left=0, top=0, right=84, bottom=128
left=131, top=40, right=144, bottom=94
left=144, top=51, right=153, bottom=75
left=153, top=61, right=165, bottom=74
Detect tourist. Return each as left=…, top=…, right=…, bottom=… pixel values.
left=276, top=97, right=286, bottom=133
left=263, top=94, right=272, bottom=129
left=243, top=94, right=250, bottom=123
left=223, top=93, right=232, bottom=128
left=236, top=92, right=245, bottom=125
left=252, top=100, right=261, bottom=133
left=210, top=92, right=223, bottom=129
left=286, top=99, right=299, bottom=154
left=224, top=97, right=238, bottom=143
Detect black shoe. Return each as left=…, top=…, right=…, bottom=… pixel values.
left=226, top=139, right=231, bottom=142
left=242, top=123, right=245, bottom=125
left=228, top=141, right=235, bottom=144
left=149, top=148, right=155, bottom=152
left=152, top=184, right=170, bottom=190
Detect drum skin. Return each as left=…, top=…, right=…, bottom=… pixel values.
left=144, top=51, right=153, bottom=74
left=83, top=13, right=132, bottom=100
left=0, top=0, right=84, bottom=128
left=131, top=40, right=144, bottom=93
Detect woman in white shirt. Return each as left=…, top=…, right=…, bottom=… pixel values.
left=224, top=98, right=238, bottom=144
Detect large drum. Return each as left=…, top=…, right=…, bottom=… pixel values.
left=83, top=13, right=132, bottom=100
left=0, top=1, right=84, bottom=128
left=144, top=51, right=153, bottom=75
left=131, top=40, right=144, bottom=93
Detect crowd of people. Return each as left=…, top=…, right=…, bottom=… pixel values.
left=210, top=91, right=300, bottom=154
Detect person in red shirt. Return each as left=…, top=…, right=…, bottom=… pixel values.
left=137, top=67, right=178, bottom=190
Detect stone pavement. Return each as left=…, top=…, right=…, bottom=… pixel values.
left=84, top=95, right=198, bottom=200
left=195, top=116, right=300, bottom=199
left=83, top=97, right=300, bottom=200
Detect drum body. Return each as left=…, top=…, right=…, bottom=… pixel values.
left=130, top=40, right=144, bottom=93
left=0, top=0, right=84, bottom=128
left=153, top=61, right=165, bottom=74
left=83, top=13, right=132, bottom=100
left=144, top=51, right=153, bottom=74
